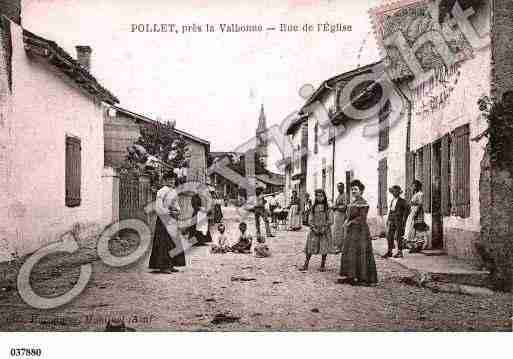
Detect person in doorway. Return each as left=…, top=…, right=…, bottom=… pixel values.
left=149, top=172, right=186, bottom=273
left=288, top=190, right=302, bottom=231
left=404, top=180, right=429, bottom=253
left=331, top=182, right=348, bottom=254
left=230, top=222, right=253, bottom=253
left=254, top=187, right=274, bottom=238
left=382, top=185, right=409, bottom=259
left=301, top=189, right=334, bottom=272
left=337, top=180, right=378, bottom=286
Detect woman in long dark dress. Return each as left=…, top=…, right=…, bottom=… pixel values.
left=149, top=172, right=186, bottom=273
left=337, top=179, right=378, bottom=286
left=211, top=191, right=224, bottom=223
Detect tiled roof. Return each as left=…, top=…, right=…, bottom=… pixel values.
left=22, top=29, right=119, bottom=104
left=112, top=105, right=210, bottom=146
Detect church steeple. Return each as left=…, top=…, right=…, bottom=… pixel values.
left=256, top=104, right=267, bottom=134
left=255, top=104, right=268, bottom=168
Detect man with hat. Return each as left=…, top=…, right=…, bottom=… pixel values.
left=383, top=185, right=409, bottom=258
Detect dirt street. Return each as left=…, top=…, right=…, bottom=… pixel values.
left=0, top=207, right=511, bottom=331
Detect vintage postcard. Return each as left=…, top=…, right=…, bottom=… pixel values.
left=0, top=0, right=512, bottom=348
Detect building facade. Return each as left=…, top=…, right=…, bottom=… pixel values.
left=0, top=17, right=118, bottom=261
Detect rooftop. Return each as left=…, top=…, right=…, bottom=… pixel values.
left=22, top=29, right=119, bottom=105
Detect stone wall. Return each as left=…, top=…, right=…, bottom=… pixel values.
left=477, top=0, right=513, bottom=291
left=492, top=0, right=513, bottom=100
left=104, top=111, right=141, bottom=168
left=185, top=140, right=207, bottom=183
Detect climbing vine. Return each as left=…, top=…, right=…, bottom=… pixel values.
left=478, top=94, right=513, bottom=171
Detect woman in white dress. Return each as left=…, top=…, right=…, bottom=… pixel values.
left=149, top=172, right=185, bottom=273
left=403, top=180, right=429, bottom=253
left=287, top=190, right=302, bottom=231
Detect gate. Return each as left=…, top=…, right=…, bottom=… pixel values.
left=119, top=173, right=153, bottom=222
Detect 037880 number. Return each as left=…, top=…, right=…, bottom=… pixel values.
left=10, top=348, right=42, bottom=357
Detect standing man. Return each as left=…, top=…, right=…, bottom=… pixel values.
left=255, top=187, right=274, bottom=238
left=382, top=185, right=409, bottom=258
left=269, top=194, right=279, bottom=226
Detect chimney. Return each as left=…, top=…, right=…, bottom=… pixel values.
left=0, top=0, right=22, bottom=25
left=75, top=45, right=92, bottom=71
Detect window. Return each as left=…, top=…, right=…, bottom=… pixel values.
left=422, top=143, right=432, bottom=213
left=65, top=136, right=81, bottom=207
left=313, top=172, right=318, bottom=190
left=314, top=122, right=319, bottom=154
left=451, top=124, right=470, bottom=218
left=405, top=151, right=415, bottom=201
left=441, top=134, right=452, bottom=216
left=378, top=100, right=390, bottom=151
left=378, top=158, right=388, bottom=216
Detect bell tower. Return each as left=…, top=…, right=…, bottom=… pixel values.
left=255, top=104, right=268, bottom=168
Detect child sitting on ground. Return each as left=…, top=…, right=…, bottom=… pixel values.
left=229, top=222, right=253, bottom=253
left=254, top=236, right=271, bottom=258
left=211, top=223, right=229, bottom=254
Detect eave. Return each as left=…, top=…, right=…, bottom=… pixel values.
left=23, top=30, right=119, bottom=105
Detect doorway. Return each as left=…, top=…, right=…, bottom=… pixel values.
left=431, top=141, right=444, bottom=249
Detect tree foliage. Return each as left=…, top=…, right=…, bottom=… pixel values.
left=478, top=95, right=513, bottom=170
left=121, top=121, right=190, bottom=190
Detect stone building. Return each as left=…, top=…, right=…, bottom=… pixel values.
left=369, top=0, right=512, bottom=289
left=104, top=105, right=210, bottom=183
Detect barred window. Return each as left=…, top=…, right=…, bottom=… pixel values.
left=65, top=136, right=81, bottom=207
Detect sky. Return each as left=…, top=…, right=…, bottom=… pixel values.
left=22, top=0, right=382, bottom=158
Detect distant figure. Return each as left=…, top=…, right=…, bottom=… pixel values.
left=331, top=183, right=348, bottom=253
left=338, top=180, right=378, bottom=286
left=211, top=191, right=224, bottom=224
left=254, top=236, right=271, bottom=258
left=230, top=222, right=253, bottom=253
left=211, top=223, right=229, bottom=254
left=149, top=172, right=185, bottom=273
left=254, top=187, right=274, bottom=238
left=302, top=193, right=312, bottom=226
left=269, top=194, right=279, bottom=225
left=382, top=185, right=409, bottom=259
left=288, top=190, right=302, bottom=231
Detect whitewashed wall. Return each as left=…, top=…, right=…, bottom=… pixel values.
left=1, top=22, right=106, bottom=260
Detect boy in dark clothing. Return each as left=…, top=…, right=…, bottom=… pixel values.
left=230, top=222, right=253, bottom=253
left=383, top=185, right=409, bottom=258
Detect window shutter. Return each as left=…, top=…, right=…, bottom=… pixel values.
left=405, top=151, right=414, bottom=201
left=423, top=144, right=432, bottom=213
left=453, top=125, right=470, bottom=218
left=378, top=100, right=390, bottom=152
left=441, top=134, right=451, bottom=216
left=65, top=136, right=81, bottom=207
left=314, top=122, right=319, bottom=154
left=415, top=148, right=423, bottom=182
left=378, top=158, right=388, bottom=216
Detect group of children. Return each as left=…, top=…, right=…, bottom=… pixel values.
left=210, top=222, right=271, bottom=258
